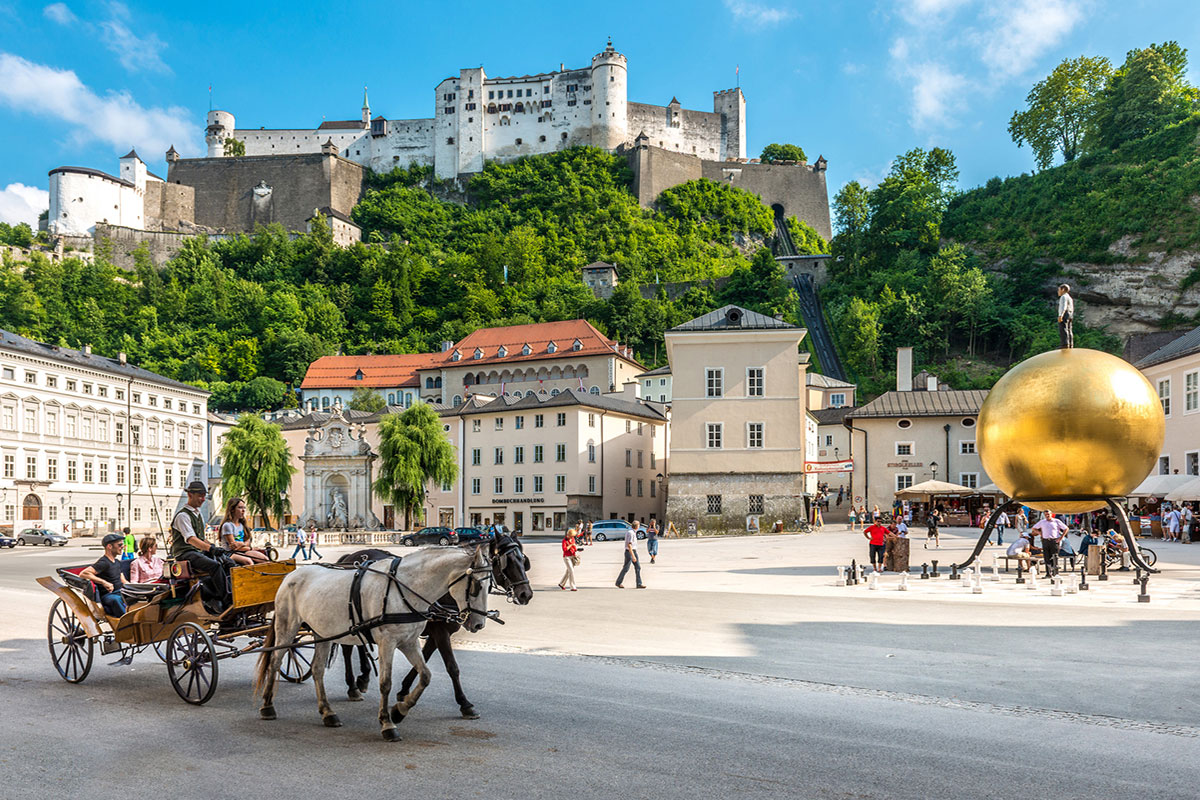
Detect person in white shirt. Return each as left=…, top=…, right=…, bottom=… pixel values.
left=615, top=525, right=645, bottom=589
left=1165, top=506, right=1182, bottom=542
left=995, top=510, right=1010, bottom=545
left=1031, top=512, right=1069, bottom=577
left=1057, top=284, right=1074, bottom=348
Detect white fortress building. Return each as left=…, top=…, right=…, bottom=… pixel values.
left=206, top=41, right=746, bottom=179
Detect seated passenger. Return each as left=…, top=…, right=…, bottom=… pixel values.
left=220, top=496, right=269, bottom=566
left=129, top=536, right=165, bottom=583
left=80, top=533, right=129, bottom=616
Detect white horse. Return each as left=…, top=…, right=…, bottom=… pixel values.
left=254, top=545, right=491, bottom=741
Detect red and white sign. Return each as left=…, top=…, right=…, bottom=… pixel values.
left=804, top=460, right=854, bottom=473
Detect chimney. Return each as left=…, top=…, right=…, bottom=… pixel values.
left=83, top=344, right=92, bottom=356
left=623, top=380, right=641, bottom=401
left=927, top=375, right=939, bottom=391
left=118, top=352, right=127, bottom=365
left=896, top=347, right=913, bottom=392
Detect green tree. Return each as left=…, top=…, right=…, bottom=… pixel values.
left=1096, top=42, right=1200, bottom=149
left=759, top=143, right=808, bottom=163
left=1008, top=55, right=1112, bottom=169
left=349, top=386, right=387, bottom=412
left=223, top=137, right=246, bottom=157
left=840, top=297, right=882, bottom=374
left=219, top=415, right=296, bottom=529
left=373, top=404, right=458, bottom=530
left=239, top=376, right=288, bottom=410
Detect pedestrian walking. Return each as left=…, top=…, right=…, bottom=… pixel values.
left=836, top=487, right=844, bottom=507
left=583, top=520, right=593, bottom=546
left=306, top=521, right=322, bottom=560
left=995, top=510, right=1009, bottom=546
left=1057, top=283, right=1074, bottom=349
left=291, top=526, right=308, bottom=560
left=925, top=507, right=941, bottom=549
left=1032, top=511, right=1068, bottom=577
left=1016, top=508, right=1029, bottom=534
left=848, top=506, right=857, bottom=529
left=615, top=523, right=645, bottom=589
left=864, top=518, right=889, bottom=572
left=559, top=526, right=579, bottom=591
left=647, top=519, right=660, bottom=563
left=1165, top=505, right=1182, bottom=542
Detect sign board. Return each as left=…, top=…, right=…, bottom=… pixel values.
left=803, top=460, right=854, bottom=473
left=746, top=515, right=760, bottom=533
left=686, top=518, right=697, bottom=536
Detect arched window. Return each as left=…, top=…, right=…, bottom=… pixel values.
left=550, top=389, right=560, bottom=396
left=404, top=393, right=413, bottom=408
left=387, top=393, right=395, bottom=404
left=322, top=397, right=330, bottom=409
left=453, top=395, right=462, bottom=406
left=434, top=377, right=442, bottom=388
left=589, top=386, right=600, bottom=395
left=425, top=377, right=434, bottom=388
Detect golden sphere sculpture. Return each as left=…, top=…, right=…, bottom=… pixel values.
left=978, top=348, right=1164, bottom=513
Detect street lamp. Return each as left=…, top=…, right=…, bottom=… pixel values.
left=116, top=492, right=123, bottom=526
left=930, top=461, right=939, bottom=481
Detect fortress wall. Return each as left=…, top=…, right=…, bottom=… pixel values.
left=93, top=223, right=198, bottom=269
left=627, top=103, right=723, bottom=160
left=237, top=128, right=363, bottom=158
left=365, top=119, right=436, bottom=172
left=701, top=160, right=831, bottom=241
left=625, top=144, right=702, bottom=207
left=143, top=181, right=195, bottom=232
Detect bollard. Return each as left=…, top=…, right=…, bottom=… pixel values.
left=1138, top=574, right=1150, bottom=603
left=950, top=564, right=960, bottom=581
left=972, top=568, right=983, bottom=594
left=868, top=571, right=879, bottom=590
left=920, top=563, right=930, bottom=579
left=899, top=572, right=909, bottom=591
left=1050, top=576, right=1064, bottom=597
left=837, top=566, right=847, bottom=586
left=1015, top=560, right=1025, bottom=584
left=1098, top=554, right=1108, bottom=582
left=1028, top=570, right=1039, bottom=590
left=1079, top=562, right=1088, bottom=591
left=850, top=559, right=858, bottom=585
left=1133, top=566, right=1142, bottom=586
left=931, top=560, right=940, bottom=578
left=991, top=554, right=1001, bottom=582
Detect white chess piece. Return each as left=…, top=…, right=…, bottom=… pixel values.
left=837, top=566, right=847, bottom=586
left=899, top=572, right=909, bottom=591
left=972, top=568, right=983, bottom=594
left=1029, top=571, right=1039, bottom=590
left=868, top=571, right=879, bottom=590
left=1051, top=576, right=1064, bottom=597
left=990, top=555, right=1001, bottom=582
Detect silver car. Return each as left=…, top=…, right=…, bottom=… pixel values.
left=17, top=528, right=68, bottom=546
left=590, top=520, right=646, bottom=542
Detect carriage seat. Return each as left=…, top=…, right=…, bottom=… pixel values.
left=121, top=582, right=170, bottom=604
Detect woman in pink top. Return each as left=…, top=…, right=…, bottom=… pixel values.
left=129, top=536, right=165, bottom=583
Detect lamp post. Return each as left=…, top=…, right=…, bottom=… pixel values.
left=930, top=461, right=939, bottom=481
left=116, top=492, right=123, bottom=531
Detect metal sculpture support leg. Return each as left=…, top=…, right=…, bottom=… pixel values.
left=1106, top=499, right=1159, bottom=574
left=954, top=501, right=1017, bottom=571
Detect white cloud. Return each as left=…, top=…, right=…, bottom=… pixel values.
left=900, top=0, right=971, bottom=23
left=977, top=0, right=1083, bottom=78
left=910, top=63, right=969, bottom=129
left=0, top=53, right=199, bottom=157
left=0, top=183, right=49, bottom=227
left=842, top=62, right=866, bottom=76
left=723, top=0, right=795, bottom=26
left=42, top=2, right=76, bottom=24
left=99, top=2, right=168, bottom=73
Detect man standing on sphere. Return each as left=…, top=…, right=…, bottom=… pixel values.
left=1057, top=284, right=1074, bottom=348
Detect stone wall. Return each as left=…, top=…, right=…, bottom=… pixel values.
left=625, top=143, right=702, bottom=207
left=667, top=472, right=806, bottom=533
left=93, top=223, right=206, bottom=269
left=167, top=153, right=364, bottom=234
left=143, top=181, right=195, bottom=231
left=627, top=102, right=724, bottom=161
left=701, top=160, right=832, bottom=241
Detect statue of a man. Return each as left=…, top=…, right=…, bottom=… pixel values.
left=328, top=490, right=349, bottom=529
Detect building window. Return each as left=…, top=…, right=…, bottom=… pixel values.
left=1188, top=451, right=1199, bottom=476
left=650, top=481, right=657, bottom=497
left=747, top=367, right=764, bottom=397
left=897, top=419, right=912, bottom=429
left=650, top=452, right=656, bottom=468
left=534, top=445, right=544, bottom=463
left=48, top=413, right=58, bottom=436
left=495, top=417, right=503, bottom=430
left=494, top=477, right=503, bottom=494
left=84, top=461, right=94, bottom=482
left=829, top=392, right=846, bottom=407
left=625, top=449, right=633, bottom=467
left=960, top=440, right=976, bottom=454
left=472, top=419, right=481, bottom=432
left=132, top=507, right=140, bottom=522
left=25, top=455, right=36, bottom=479
left=535, top=414, right=544, bottom=428
left=98, top=386, right=107, bottom=398
left=637, top=479, right=643, bottom=497
left=896, top=474, right=915, bottom=491
left=1159, top=455, right=1171, bottom=475
left=3, top=505, right=12, bottom=522
left=472, top=448, right=481, bottom=466
left=747, top=423, right=764, bottom=449
left=514, top=445, right=525, bottom=464
left=748, top=494, right=764, bottom=514
left=625, top=478, right=632, bottom=496
left=23, top=370, right=36, bottom=384
left=625, top=420, right=631, bottom=433
left=515, top=415, right=524, bottom=429
left=896, top=442, right=914, bottom=456
left=66, top=459, right=76, bottom=481
left=1158, top=379, right=1171, bottom=415
left=471, top=478, right=481, bottom=495
left=555, top=443, right=566, bottom=462
left=651, top=425, right=657, bottom=438
left=706, top=368, right=723, bottom=398
left=637, top=450, right=643, bottom=468
left=1187, top=372, right=1199, bottom=413
left=588, top=475, right=596, bottom=493
left=588, top=413, right=596, bottom=427
left=959, top=473, right=978, bottom=489
left=47, top=376, right=57, bottom=388
left=556, top=413, right=566, bottom=427
left=23, top=408, right=35, bottom=433
left=637, top=422, right=643, bottom=436
left=494, top=447, right=504, bottom=465
left=1, top=406, right=13, bottom=431
left=514, top=476, right=525, bottom=494
left=534, top=475, right=544, bottom=493
left=115, top=463, right=123, bottom=484
left=707, top=423, right=723, bottom=449
left=556, top=475, right=566, bottom=493
left=706, top=495, right=722, bottom=515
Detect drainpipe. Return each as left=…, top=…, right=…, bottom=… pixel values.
left=844, top=416, right=866, bottom=508
left=944, top=424, right=951, bottom=485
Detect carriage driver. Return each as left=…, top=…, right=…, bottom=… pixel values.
left=170, top=481, right=232, bottom=611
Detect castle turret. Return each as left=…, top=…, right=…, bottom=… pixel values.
left=206, top=109, right=235, bottom=158
left=713, top=88, right=745, bottom=161
left=590, top=39, right=628, bottom=151
left=119, top=148, right=147, bottom=191
left=165, top=144, right=180, bottom=164
left=361, top=87, right=370, bottom=126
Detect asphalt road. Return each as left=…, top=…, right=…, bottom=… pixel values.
left=1, top=529, right=1198, bottom=799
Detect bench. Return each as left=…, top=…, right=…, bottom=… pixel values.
left=998, top=553, right=1077, bottom=573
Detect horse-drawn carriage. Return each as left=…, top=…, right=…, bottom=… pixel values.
left=38, top=559, right=314, bottom=705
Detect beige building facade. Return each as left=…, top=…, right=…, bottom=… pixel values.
left=1135, top=327, right=1200, bottom=476
left=665, top=305, right=810, bottom=532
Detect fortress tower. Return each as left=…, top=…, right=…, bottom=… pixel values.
left=590, top=40, right=628, bottom=150
left=713, top=88, right=745, bottom=161
left=206, top=110, right=235, bottom=158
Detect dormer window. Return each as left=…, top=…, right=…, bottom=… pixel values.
left=497, top=346, right=508, bottom=358
left=521, top=344, right=532, bottom=356
left=572, top=339, right=583, bottom=351
left=473, top=348, right=483, bottom=360
left=547, top=342, right=557, bottom=354
left=450, top=350, right=461, bottom=362
left=354, top=369, right=364, bottom=381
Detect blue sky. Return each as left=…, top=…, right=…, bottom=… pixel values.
left=1, top=0, right=1197, bottom=228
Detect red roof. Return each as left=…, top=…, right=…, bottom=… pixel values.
left=428, top=319, right=642, bottom=369
left=301, top=353, right=439, bottom=389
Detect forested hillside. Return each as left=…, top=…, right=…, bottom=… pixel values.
left=0, top=147, right=823, bottom=410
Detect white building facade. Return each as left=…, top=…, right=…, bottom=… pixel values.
left=0, top=330, right=210, bottom=536
left=47, top=150, right=158, bottom=237
left=1135, top=326, right=1200, bottom=476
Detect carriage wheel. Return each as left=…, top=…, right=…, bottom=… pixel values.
left=166, top=622, right=219, bottom=705
left=152, top=638, right=169, bottom=663
left=47, top=599, right=94, bottom=684
left=279, top=638, right=314, bottom=683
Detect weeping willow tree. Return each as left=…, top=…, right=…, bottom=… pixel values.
left=219, top=414, right=296, bottom=529
left=373, top=404, right=458, bottom=530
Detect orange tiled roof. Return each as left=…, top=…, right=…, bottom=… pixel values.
left=300, top=353, right=439, bottom=389
left=425, top=319, right=643, bottom=369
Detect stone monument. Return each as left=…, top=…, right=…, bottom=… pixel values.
left=299, top=404, right=380, bottom=530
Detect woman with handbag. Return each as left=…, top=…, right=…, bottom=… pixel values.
left=559, top=526, right=579, bottom=591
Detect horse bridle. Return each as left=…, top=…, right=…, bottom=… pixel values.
left=489, top=535, right=530, bottom=603
left=443, top=547, right=498, bottom=625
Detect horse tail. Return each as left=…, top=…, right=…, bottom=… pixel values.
left=253, top=624, right=276, bottom=696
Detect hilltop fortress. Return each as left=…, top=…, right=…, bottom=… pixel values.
left=45, top=42, right=830, bottom=266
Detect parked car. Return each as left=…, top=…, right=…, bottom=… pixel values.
left=0, top=531, right=15, bottom=548
left=590, top=520, right=645, bottom=541
left=400, top=526, right=458, bottom=547
left=17, top=528, right=69, bottom=546
left=453, top=526, right=493, bottom=544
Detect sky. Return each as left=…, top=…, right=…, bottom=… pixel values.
left=0, top=0, right=1198, bottom=229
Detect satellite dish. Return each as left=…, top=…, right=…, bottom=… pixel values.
left=725, top=308, right=743, bottom=325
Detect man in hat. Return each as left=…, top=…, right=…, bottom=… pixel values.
left=80, top=533, right=129, bottom=616
left=170, top=481, right=231, bottom=611
left=1057, top=283, right=1074, bottom=349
